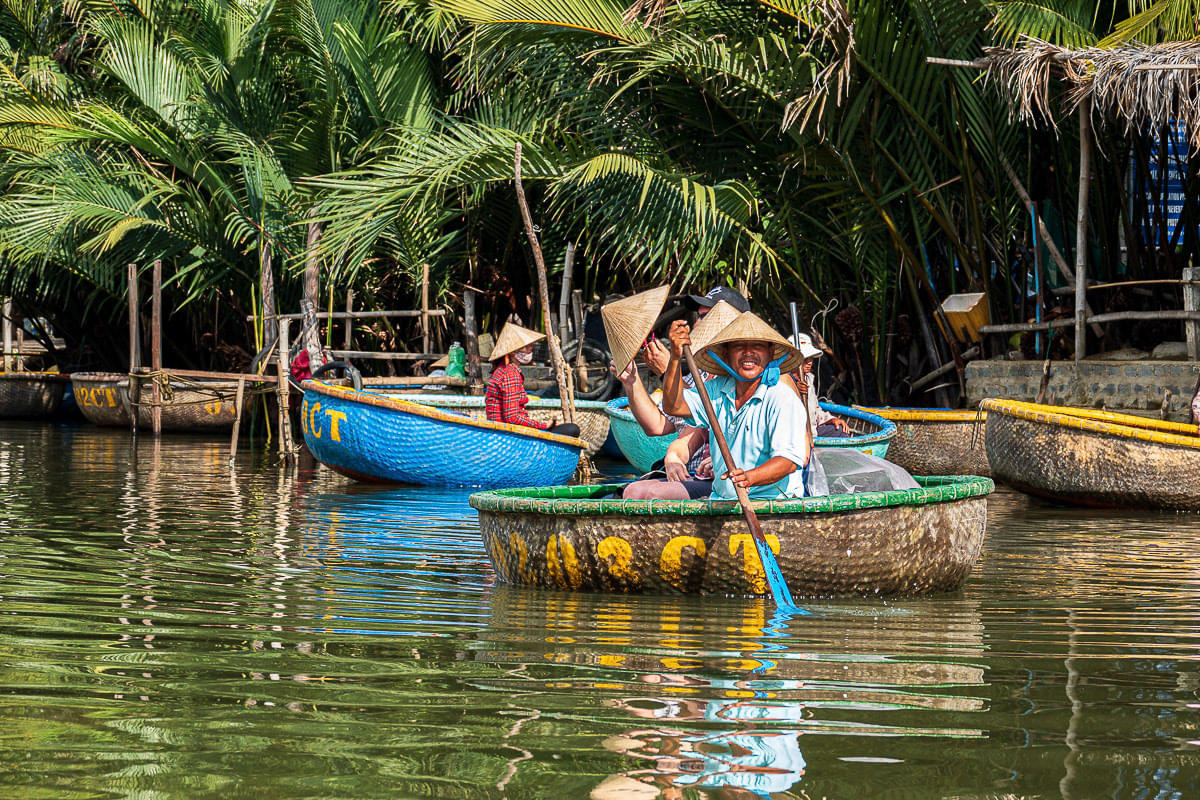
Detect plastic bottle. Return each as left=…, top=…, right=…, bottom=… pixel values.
left=446, top=341, right=466, bottom=378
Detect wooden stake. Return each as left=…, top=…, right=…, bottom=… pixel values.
left=1075, top=99, right=1092, bottom=363
left=558, top=243, right=575, bottom=349
left=151, top=259, right=162, bottom=437
left=127, top=264, right=141, bottom=373
left=303, top=215, right=323, bottom=366
left=421, top=263, right=431, bottom=357
left=464, top=288, right=484, bottom=394
left=344, top=289, right=355, bottom=350
left=514, top=143, right=575, bottom=424
left=13, top=320, right=22, bottom=372
left=1, top=298, right=11, bottom=373
left=230, top=376, right=246, bottom=464
left=277, top=318, right=295, bottom=459
left=260, top=237, right=278, bottom=347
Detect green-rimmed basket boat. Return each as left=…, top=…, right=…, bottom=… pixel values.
left=857, top=407, right=990, bottom=477
left=983, top=398, right=1200, bottom=509
left=470, top=476, right=992, bottom=597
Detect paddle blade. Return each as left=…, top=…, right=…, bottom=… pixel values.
left=754, top=535, right=796, bottom=608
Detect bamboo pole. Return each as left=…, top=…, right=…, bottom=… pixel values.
left=14, top=322, right=22, bottom=372
left=1075, top=100, right=1092, bottom=362
left=514, top=143, right=575, bottom=424
left=303, top=215, right=323, bottom=367
left=344, top=290, right=355, bottom=350
left=558, top=243, right=575, bottom=348
left=151, top=259, right=162, bottom=437
left=128, top=264, right=140, bottom=435
left=260, top=238, right=277, bottom=347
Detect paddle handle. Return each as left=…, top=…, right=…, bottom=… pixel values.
left=681, top=346, right=764, bottom=536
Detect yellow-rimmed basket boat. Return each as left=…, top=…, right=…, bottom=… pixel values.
left=0, top=372, right=69, bottom=418
left=470, top=476, right=993, bottom=597
left=72, top=371, right=272, bottom=432
left=982, top=398, right=1200, bottom=509
left=857, top=407, right=990, bottom=477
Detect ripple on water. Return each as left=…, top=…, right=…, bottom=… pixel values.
left=0, top=424, right=1198, bottom=798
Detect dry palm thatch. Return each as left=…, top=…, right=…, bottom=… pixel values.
left=979, top=38, right=1200, bottom=148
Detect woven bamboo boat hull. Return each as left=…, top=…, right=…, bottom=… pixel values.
left=983, top=398, right=1200, bottom=509
left=605, top=398, right=896, bottom=472
left=0, top=372, right=68, bottom=418
left=72, top=372, right=249, bottom=431
left=366, top=391, right=611, bottom=456
left=471, top=476, right=992, bottom=597
left=301, top=381, right=588, bottom=488
left=858, top=408, right=990, bottom=476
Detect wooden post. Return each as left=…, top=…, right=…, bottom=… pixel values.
left=14, top=322, right=23, bottom=372
left=277, top=318, right=295, bottom=459
left=514, top=143, right=575, bottom=424
left=1075, top=99, right=1092, bottom=363
left=303, top=215, right=324, bottom=367
left=572, top=288, right=587, bottom=390
left=151, top=259, right=163, bottom=436
left=463, top=288, right=484, bottom=394
left=260, top=238, right=278, bottom=347
left=558, top=243, right=575, bottom=348
left=344, top=290, right=355, bottom=350
left=1184, top=263, right=1200, bottom=360
left=127, top=264, right=141, bottom=373
left=1, top=298, right=11, bottom=373
left=229, top=376, right=246, bottom=464
left=420, top=263, right=431, bottom=357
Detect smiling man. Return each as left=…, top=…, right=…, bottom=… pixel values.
left=660, top=311, right=810, bottom=501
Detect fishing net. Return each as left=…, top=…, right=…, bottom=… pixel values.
left=806, top=448, right=919, bottom=497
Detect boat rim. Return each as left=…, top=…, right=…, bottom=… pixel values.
left=856, top=406, right=986, bottom=423
left=469, top=474, right=993, bottom=516
left=366, top=390, right=609, bottom=410
left=605, top=397, right=897, bottom=445
left=982, top=398, right=1200, bottom=449
left=301, top=379, right=589, bottom=450
left=0, top=371, right=69, bottom=382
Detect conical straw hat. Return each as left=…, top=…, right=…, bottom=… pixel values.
left=489, top=322, right=545, bottom=361
left=689, top=300, right=743, bottom=353
left=694, top=311, right=804, bottom=377
left=601, top=285, right=671, bottom=372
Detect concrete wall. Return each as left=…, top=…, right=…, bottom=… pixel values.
left=965, top=360, right=1200, bottom=421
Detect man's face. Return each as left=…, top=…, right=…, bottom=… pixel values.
left=802, top=357, right=815, bottom=375
left=723, top=341, right=773, bottom=381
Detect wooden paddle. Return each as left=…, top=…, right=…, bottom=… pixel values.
left=681, top=344, right=796, bottom=608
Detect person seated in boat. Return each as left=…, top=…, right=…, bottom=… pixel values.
left=790, top=332, right=851, bottom=438
left=613, top=300, right=745, bottom=500
left=485, top=322, right=580, bottom=438
left=660, top=312, right=810, bottom=500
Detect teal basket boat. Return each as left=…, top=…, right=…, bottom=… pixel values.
left=605, top=397, right=896, bottom=472
left=471, top=475, right=992, bottom=597
left=301, top=381, right=588, bottom=488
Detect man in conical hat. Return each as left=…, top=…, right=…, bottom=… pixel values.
left=484, top=322, right=580, bottom=437
left=661, top=312, right=810, bottom=500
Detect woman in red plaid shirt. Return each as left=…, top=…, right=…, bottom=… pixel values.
left=485, top=322, right=581, bottom=437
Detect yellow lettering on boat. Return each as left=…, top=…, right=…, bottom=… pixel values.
left=325, top=409, right=346, bottom=441
left=659, top=536, right=706, bottom=590
left=597, top=537, right=639, bottom=586
left=309, top=402, right=322, bottom=439
left=510, top=533, right=536, bottom=583
left=104, top=388, right=117, bottom=407
left=729, top=534, right=781, bottom=595
left=204, top=400, right=223, bottom=416
left=597, top=654, right=626, bottom=668
left=546, top=534, right=582, bottom=589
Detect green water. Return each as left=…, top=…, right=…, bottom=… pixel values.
left=0, top=423, right=1198, bottom=799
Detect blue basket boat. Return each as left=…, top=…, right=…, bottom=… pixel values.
left=300, top=381, right=588, bottom=488
left=605, top=397, right=896, bottom=472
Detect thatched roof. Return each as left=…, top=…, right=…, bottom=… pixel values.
left=975, top=38, right=1200, bottom=146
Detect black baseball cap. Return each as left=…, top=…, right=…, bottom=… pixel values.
left=687, top=286, right=750, bottom=313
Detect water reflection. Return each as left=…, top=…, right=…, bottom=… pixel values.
left=3, top=425, right=1200, bottom=798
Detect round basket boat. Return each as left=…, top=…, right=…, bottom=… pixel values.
left=858, top=407, right=990, bottom=477
left=301, top=380, right=588, bottom=488
left=361, top=391, right=611, bottom=456
left=72, top=371, right=267, bottom=432
left=471, top=475, right=992, bottom=597
left=606, top=397, right=896, bottom=472
left=0, top=372, right=68, bottom=418
left=982, top=398, right=1200, bottom=509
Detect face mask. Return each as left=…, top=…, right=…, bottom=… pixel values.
left=513, top=350, right=533, bottom=365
